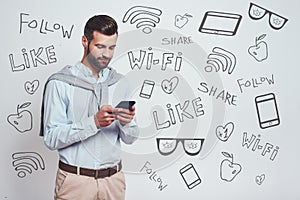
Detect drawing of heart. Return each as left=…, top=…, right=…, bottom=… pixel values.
left=255, top=174, right=265, bottom=185
left=24, top=80, right=39, bottom=95
left=161, top=76, right=179, bottom=94
left=216, top=122, right=234, bottom=142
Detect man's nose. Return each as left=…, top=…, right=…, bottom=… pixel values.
left=101, top=48, right=111, bottom=58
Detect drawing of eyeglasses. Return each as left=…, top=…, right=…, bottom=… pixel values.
left=248, top=2, right=288, bottom=30
left=156, top=138, right=204, bottom=156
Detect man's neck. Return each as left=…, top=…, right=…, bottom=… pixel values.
left=81, top=59, right=100, bottom=80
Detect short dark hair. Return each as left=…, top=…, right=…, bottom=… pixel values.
left=84, top=15, right=118, bottom=41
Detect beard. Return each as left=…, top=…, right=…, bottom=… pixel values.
left=86, top=46, right=111, bottom=70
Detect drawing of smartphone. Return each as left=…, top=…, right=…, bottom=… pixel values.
left=139, top=80, right=155, bottom=99
left=255, top=93, right=280, bottom=129
left=179, top=163, right=201, bottom=189
left=199, top=11, right=242, bottom=36
left=115, top=100, right=136, bottom=110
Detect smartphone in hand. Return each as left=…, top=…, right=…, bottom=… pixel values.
left=115, top=101, right=136, bottom=111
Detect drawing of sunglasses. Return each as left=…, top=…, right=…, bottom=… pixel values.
left=156, top=138, right=204, bottom=156
left=248, top=2, right=288, bottom=30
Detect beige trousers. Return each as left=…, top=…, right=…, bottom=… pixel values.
left=54, top=168, right=126, bottom=200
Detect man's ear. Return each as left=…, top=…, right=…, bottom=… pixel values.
left=82, top=36, right=88, bottom=48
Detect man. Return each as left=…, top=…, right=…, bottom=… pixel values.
left=41, top=15, right=139, bottom=200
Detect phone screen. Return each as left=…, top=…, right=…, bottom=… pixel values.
left=257, top=99, right=277, bottom=121
left=115, top=101, right=136, bottom=110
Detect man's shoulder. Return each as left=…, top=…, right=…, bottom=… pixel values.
left=46, top=65, right=78, bottom=86
left=57, top=64, right=78, bottom=74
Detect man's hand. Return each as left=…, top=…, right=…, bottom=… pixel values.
left=94, top=105, right=116, bottom=128
left=115, top=105, right=136, bottom=126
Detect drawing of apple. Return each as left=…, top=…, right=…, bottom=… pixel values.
left=248, top=34, right=268, bottom=62
left=174, top=13, right=192, bottom=28
left=220, top=151, right=242, bottom=182
left=7, top=102, right=33, bottom=133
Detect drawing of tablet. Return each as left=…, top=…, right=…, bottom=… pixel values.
left=199, top=11, right=242, bottom=36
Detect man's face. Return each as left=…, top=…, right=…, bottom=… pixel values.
left=86, top=31, right=117, bottom=70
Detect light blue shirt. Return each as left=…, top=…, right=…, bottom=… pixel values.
left=43, top=62, right=139, bottom=169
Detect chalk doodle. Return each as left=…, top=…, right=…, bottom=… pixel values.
left=122, top=6, right=162, bottom=34
left=216, top=121, right=234, bottom=142
left=9, top=45, right=57, bottom=72
left=242, top=132, right=280, bottom=161
left=237, top=74, right=274, bottom=93
left=248, top=34, right=268, bottom=62
left=24, top=79, right=40, bottom=95
left=153, top=97, right=205, bottom=130
left=128, top=47, right=182, bottom=71
left=161, top=36, right=193, bottom=45
left=19, top=13, right=74, bottom=38
left=12, top=152, right=45, bottom=178
left=198, top=82, right=238, bottom=106
left=174, top=13, right=192, bottom=29
left=161, top=76, right=179, bottom=94
left=255, top=93, right=280, bottom=129
left=7, top=102, right=33, bottom=133
left=255, top=174, right=266, bottom=185
left=220, top=151, right=242, bottom=182
left=140, top=79, right=155, bottom=99
left=248, top=2, right=288, bottom=30
left=205, top=47, right=236, bottom=74
left=140, top=161, right=168, bottom=191
left=199, top=11, right=242, bottom=36
left=179, top=163, right=201, bottom=189
left=156, top=138, right=204, bottom=156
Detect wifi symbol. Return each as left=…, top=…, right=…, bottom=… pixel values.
left=122, top=5, right=162, bottom=34
left=12, top=152, right=45, bottom=178
left=205, top=47, right=237, bottom=74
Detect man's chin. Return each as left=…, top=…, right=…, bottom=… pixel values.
left=92, top=61, right=108, bottom=70
left=99, top=63, right=109, bottom=69
left=98, top=60, right=110, bottom=67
